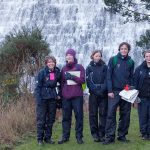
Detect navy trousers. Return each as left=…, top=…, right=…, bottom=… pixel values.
left=138, top=98, right=150, bottom=136
left=36, top=99, right=56, bottom=141
left=62, top=96, right=83, bottom=139
left=89, top=94, right=108, bottom=138
left=105, top=91, right=131, bottom=140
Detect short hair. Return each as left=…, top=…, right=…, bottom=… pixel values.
left=118, top=42, right=131, bottom=51
left=90, top=50, right=103, bottom=59
left=142, top=50, right=150, bottom=57
left=45, top=55, right=56, bottom=65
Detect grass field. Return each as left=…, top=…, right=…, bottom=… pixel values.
left=4, top=108, right=150, bottom=150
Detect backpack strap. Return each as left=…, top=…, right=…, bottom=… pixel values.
left=112, top=56, right=118, bottom=67
left=127, top=58, right=134, bottom=68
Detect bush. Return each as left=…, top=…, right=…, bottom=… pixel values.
left=0, top=26, right=50, bottom=102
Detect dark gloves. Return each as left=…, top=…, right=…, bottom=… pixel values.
left=65, top=72, right=76, bottom=80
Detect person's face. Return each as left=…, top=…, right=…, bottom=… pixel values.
left=46, top=59, right=55, bottom=69
left=119, top=44, right=129, bottom=56
left=93, top=52, right=101, bottom=62
left=145, top=52, right=150, bottom=64
left=66, top=54, right=74, bottom=63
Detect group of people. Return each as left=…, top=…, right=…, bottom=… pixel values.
left=34, top=42, right=150, bottom=146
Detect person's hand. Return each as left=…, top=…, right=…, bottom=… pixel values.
left=57, top=96, right=61, bottom=99
left=108, top=92, right=114, bottom=99
left=65, top=72, right=75, bottom=80
left=124, top=84, right=135, bottom=91
left=129, top=86, right=135, bottom=90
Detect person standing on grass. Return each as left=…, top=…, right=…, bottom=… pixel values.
left=103, top=42, right=134, bottom=144
left=58, top=49, right=85, bottom=144
left=34, top=55, right=61, bottom=145
left=86, top=50, right=108, bottom=142
left=134, top=50, right=150, bottom=140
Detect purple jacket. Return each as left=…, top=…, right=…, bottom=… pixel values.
left=61, top=62, right=85, bottom=99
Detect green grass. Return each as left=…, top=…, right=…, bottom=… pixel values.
left=14, top=108, right=150, bottom=150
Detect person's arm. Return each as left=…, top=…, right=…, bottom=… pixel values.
left=99, top=65, right=107, bottom=92
left=34, top=71, right=43, bottom=101
left=133, top=66, right=140, bottom=90
left=129, top=60, right=135, bottom=86
left=60, top=67, right=68, bottom=98
left=107, top=58, right=115, bottom=98
left=107, top=57, right=113, bottom=93
left=57, top=69, right=62, bottom=97
left=86, top=66, right=99, bottom=91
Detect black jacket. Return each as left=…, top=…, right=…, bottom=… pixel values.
left=107, top=52, right=134, bottom=92
left=34, top=66, right=61, bottom=101
left=134, top=61, right=150, bottom=98
left=86, top=60, right=107, bottom=96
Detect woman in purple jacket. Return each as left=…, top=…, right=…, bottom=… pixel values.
left=58, top=49, right=85, bottom=144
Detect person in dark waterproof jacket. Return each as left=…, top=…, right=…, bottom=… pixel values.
left=86, top=50, right=108, bottom=142
left=134, top=50, right=150, bottom=140
left=103, top=42, right=134, bottom=144
left=58, top=49, right=85, bottom=144
left=34, top=55, right=61, bottom=145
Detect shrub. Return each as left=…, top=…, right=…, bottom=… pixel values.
left=0, top=26, right=50, bottom=102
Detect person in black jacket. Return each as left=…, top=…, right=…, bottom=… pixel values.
left=134, top=50, right=150, bottom=140
left=34, top=55, right=61, bottom=145
left=103, top=42, right=134, bottom=144
left=86, top=50, right=108, bottom=142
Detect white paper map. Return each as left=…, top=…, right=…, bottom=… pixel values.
left=66, top=71, right=80, bottom=85
left=119, top=89, right=139, bottom=104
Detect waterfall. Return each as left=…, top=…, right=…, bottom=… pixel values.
left=0, top=0, right=149, bottom=67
